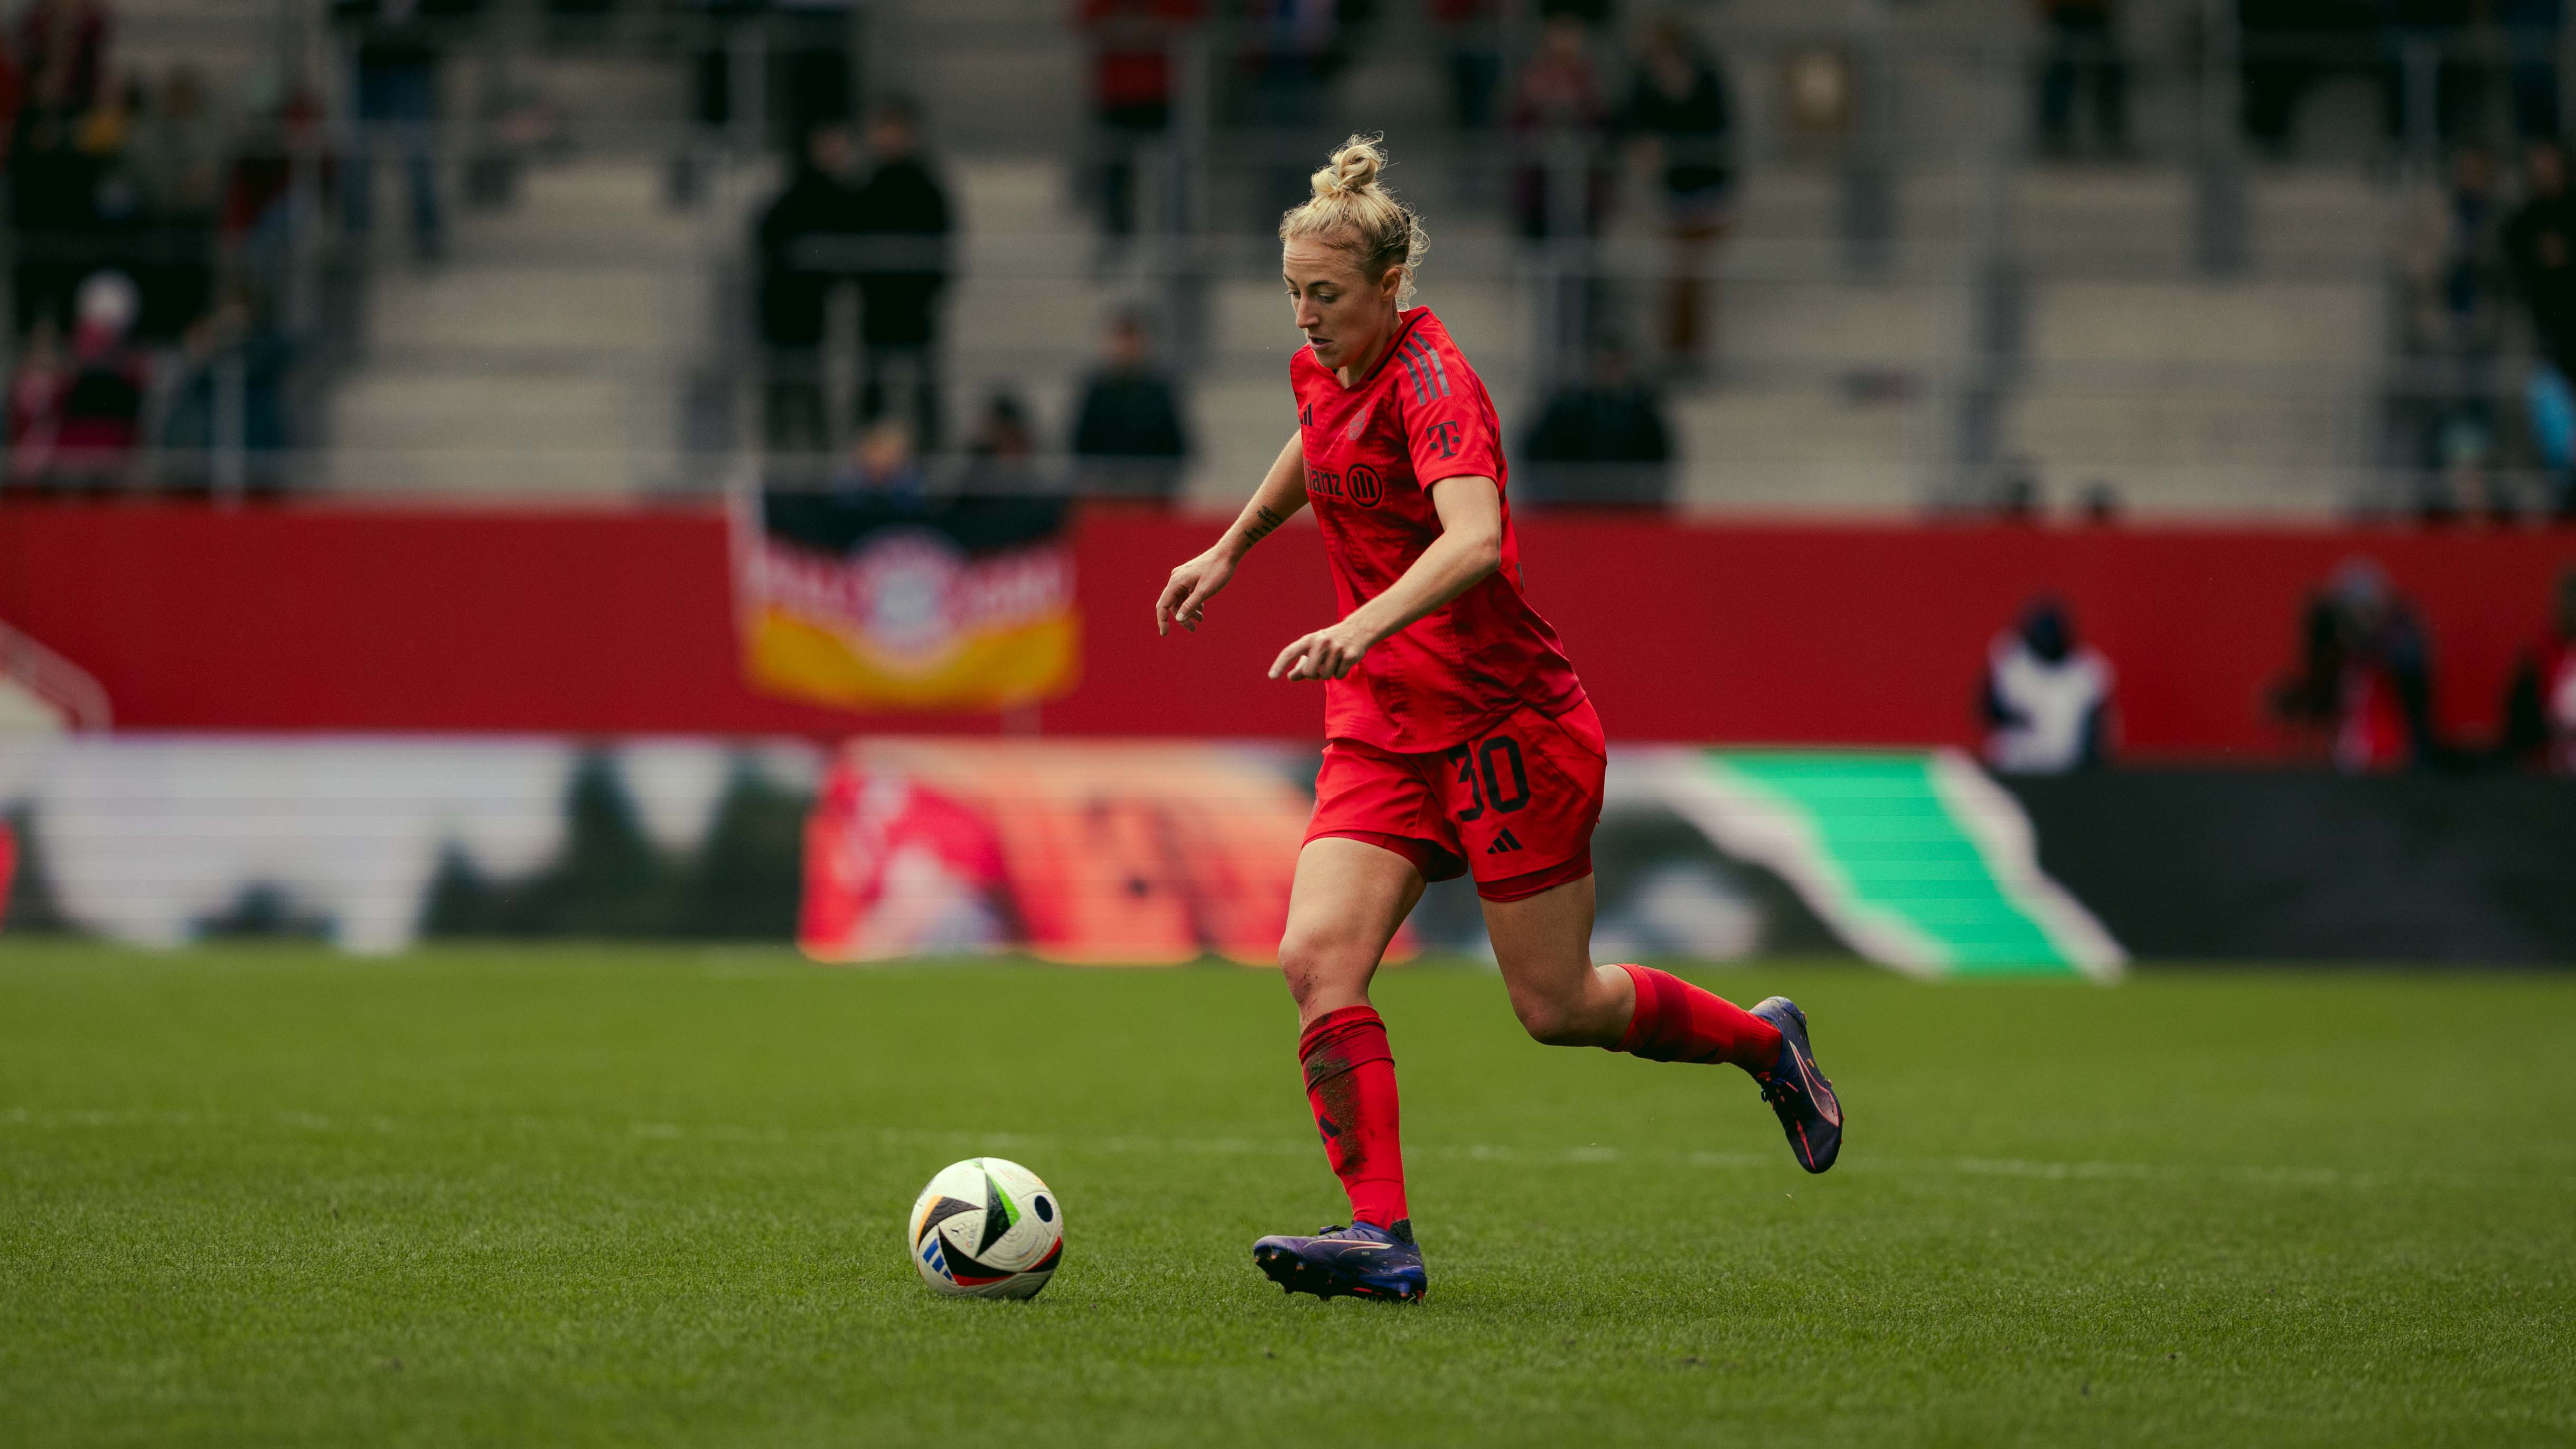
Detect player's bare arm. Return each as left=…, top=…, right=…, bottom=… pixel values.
left=1155, top=432, right=1307, bottom=637
left=1268, top=474, right=1501, bottom=682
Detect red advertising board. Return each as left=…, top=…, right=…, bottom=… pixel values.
left=5, top=500, right=2569, bottom=759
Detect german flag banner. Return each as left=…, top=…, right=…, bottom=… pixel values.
left=735, top=490, right=1079, bottom=712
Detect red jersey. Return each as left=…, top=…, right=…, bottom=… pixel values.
left=1289, top=308, right=1587, bottom=752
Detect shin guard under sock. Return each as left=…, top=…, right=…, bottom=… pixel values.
left=1610, top=963, right=1784, bottom=1073
left=1298, top=1005, right=1409, bottom=1228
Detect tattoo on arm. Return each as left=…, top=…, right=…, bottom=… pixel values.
left=1239, top=503, right=1287, bottom=547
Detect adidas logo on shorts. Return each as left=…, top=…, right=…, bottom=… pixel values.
left=1485, top=830, right=1522, bottom=854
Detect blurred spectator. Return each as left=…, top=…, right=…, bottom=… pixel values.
left=2399, top=145, right=2508, bottom=518
left=2498, top=566, right=2576, bottom=770
left=1622, top=16, right=1735, bottom=371
left=128, top=63, right=220, bottom=222
left=1430, top=0, right=1501, bottom=131
left=2270, top=558, right=2439, bottom=772
left=2506, top=141, right=2576, bottom=510
left=2032, top=0, right=2127, bottom=157
left=1520, top=339, right=1673, bottom=508
left=2238, top=0, right=2376, bottom=156
left=157, top=285, right=293, bottom=493
left=830, top=418, right=926, bottom=505
left=1242, top=0, right=1339, bottom=220
left=963, top=389, right=1038, bottom=495
left=968, top=391, right=1034, bottom=459
left=1071, top=310, right=1187, bottom=500
left=336, top=0, right=470, bottom=261
left=6, top=0, right=115, bottom=334
left=1510, top=16, right=1610, bottom=242
left=221, top=83, right=331, bottom=309
left=6, top=319, right=69, bottom=489
left=1980, top=599, right=2114, bottom=773
left=18, top=0, right=108, bottom=116
left=1075, top=0, right=1202, bottom=257
left=755, top=123, right=861, bottom=453
left=2077, top=479, right=2123, bottom=522
left=851, top=98, right=952, bottom=452
left=9, top=270, right=146, bottom=490
left=2500, top=0, right=2564, bottom=142
left=113, top=63, right=220, bottom=341
left=2378, top=0, right=2477, bottom=152
left=0, top=30, right=22, bottom=166
left=1991, top=457, right=2046, bottom=519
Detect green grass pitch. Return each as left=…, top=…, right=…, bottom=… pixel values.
left=3, top=942, right=2570, bottom=1446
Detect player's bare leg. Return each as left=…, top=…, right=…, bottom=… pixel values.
left=1257, top=836, right=1430, bottom=1301
left=1484, top=873, right=1845, bottom=1173
left=1276, top=836, right=1425, bottom=1027
left=1480, top=872, right=1633, bottom=1045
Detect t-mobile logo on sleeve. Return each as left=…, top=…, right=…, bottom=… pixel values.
left=1421, top=420, right=1462, bottom=459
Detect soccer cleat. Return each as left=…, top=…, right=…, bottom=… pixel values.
left=1750, top=996, right=1842, bottom=1174
left=1252, top=1219, right=1427, bottom=1303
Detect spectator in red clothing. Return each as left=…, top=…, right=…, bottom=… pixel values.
left=2499, top=566, right=2576, bottom=772
left=2269, top=558, right=2441, bottom=773
left=1075, top=0, right=1202, bottom=258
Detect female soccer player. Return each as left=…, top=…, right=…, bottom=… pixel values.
left=1154, top=137, right=1841, bottom=1303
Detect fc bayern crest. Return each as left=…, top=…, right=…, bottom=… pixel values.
left=1345, top=402, right=1372, bottom=441
left=1346, top=463, right=1384, bottom=507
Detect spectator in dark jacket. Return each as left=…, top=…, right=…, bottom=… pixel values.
left=851, top=98, right=953, bottom=451
left=1520, top=340, right=1673, bottom=508
left=2506, top=140, right=2576, bottom=372
left=1071, top=310, right=1187, bottom=500
left=1622, top=17, right=1735, bottom=369
left=2269, top=558, right=2440, bottom=773
left=335, top=0, right=472, bottom=260
left=2505, top=142, right=2576, bottom=509
left=2499, top=566, right=2576, bottom=771
left=754, top=123, right=861, bottom=453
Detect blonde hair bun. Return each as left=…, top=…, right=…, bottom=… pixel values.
left=1312, top=136, right=1384, bottom=199
left=1281, top=134, right=1429, bottom=304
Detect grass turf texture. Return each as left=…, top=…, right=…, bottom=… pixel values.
left=2, top=945, right=2570, bottom=1447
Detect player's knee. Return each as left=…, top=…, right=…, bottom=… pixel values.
left=1511, top=993, right=1592, bottom=1048
left=1277, top=929, right=1370, bottom=1011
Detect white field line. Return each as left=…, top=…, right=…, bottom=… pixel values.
left=5, top=1106, right=2566, bottom=1195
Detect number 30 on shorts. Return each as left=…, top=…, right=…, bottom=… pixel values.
left=1442, top=735, right=1530, bottom=822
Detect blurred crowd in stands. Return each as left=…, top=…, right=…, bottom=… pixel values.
left=16, top=0, right=2576, bottom=516
left=1980, top=563, right=2576, bottom=775
left=2400, top=137, right=2576, bottom=520
left=755, top=1, right=1734, bottom=504
left=0, top=0, right=369, bottom=494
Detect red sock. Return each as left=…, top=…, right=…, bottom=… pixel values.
left=1298, top=1005, right=1409, bottom=1228
left=1610, top=964, right=1783, bottom=1073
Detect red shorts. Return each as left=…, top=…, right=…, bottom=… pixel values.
left=1305, top=698, right=1607, bottom=902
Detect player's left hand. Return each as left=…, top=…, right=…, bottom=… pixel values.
left=1269, top=622, right=1374, bottom=681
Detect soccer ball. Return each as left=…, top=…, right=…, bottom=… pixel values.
left=907, top=1156, right=1064, bottom=1300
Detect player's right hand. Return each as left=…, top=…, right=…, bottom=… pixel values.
left=1157, top=549, right=1238, bottom=636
